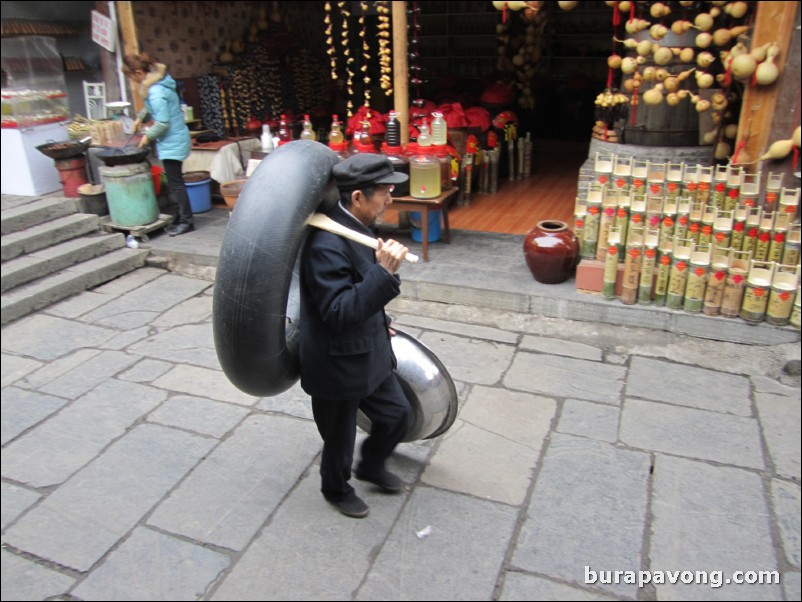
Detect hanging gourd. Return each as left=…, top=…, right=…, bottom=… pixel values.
left=754, top=43, right=780, bottom=85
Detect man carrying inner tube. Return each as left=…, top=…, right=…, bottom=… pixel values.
left=300, top=153, right=412, bottom=519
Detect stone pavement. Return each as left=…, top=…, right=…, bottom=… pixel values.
left=1, top=261, right=800, bottom=601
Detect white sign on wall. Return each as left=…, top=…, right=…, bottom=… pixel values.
left=91, top=10, right=116, bottom=53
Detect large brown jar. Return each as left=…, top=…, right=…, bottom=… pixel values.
left=523, top=220, right=580, bottom=284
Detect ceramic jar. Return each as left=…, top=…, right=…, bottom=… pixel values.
left=523, top=220, right=580, bottom=284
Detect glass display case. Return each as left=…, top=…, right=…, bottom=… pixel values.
left=2, top=36, right=69, bottom=129
left=1, top=37, right=71, bottom=195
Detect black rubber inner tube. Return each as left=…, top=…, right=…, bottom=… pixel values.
left=212, top=141, right=340, bottom=397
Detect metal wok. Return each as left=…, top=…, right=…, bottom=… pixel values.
left=36, top=138, right=90, bottom=160
left=96, top=145, right=151, bottom=167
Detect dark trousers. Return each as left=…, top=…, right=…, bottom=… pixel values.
left=311, top=372, right=411, bottom=501
left=162, top=159, right=193, bottom=226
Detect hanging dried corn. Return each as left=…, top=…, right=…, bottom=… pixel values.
left=376, top=1, right=392, bottom=95
left=359, top=1, right=371, bottom=116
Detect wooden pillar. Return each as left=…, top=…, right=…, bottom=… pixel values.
left=94, top=1, right=121, bottom=104
left=736, top=1, right=799, bottom=187
left=392, top=1, right=409, bottom=146
left=115, top=1, right=143, bottom=113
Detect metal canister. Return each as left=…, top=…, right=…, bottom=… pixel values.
left=602, top=227, right=621, bottom=300
left=620, top=229, right=644, bottom=305
left=653, top=236, right=674, bottom=306
left=638, top=229, right=660, bottom=305
left=766, top=265, right=800, bottom=326
left=683, top=243, right=711, bottom=313
left=720, top=251, right=751, bottom=318
left=666, top=238, right=694, bottom=310
left=740, top=260, right=774, bottom=323
left=703, top=248, right=732, bottom=316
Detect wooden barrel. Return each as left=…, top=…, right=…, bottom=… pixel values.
left=624, top=85, right=700, bottom=147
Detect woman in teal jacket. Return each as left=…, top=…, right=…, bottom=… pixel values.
left=123, top=53, right=194, bottom=236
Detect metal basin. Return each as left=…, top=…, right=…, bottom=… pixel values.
left=358, top=329, right=459, bottom=441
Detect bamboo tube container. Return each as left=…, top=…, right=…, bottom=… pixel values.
left=613, top=155, right=632, bottom=191
left=665, top=162, right=683, bottom=201
left=631, top=158, right=648, bottom=195
left=697, top=205, right=716, bottom=247
left=766, top=264, right=800, bottom=326
left=674, top=196, right=691, bottom=241
left=723, top=165, right=742, bottom=212
left=653, top=235, right=674, bottom=307
left=687, top=200, right=704, bottom=245
left=595, top=192, right=619, bottom=262
left=696, top=165, right=713, bottom=207
left=789, top=285, right=801, bottom=329
left=702, top=246, right=732, bottom=316
left=768, top=212, right=791, bottom=264
left=627, top=193, right=647, bottom=245
left=778, top=187, right=800, bottom=217
left=781, top=223, right=801, bottom=267
left=594, top=151, right=614, bottom=184
left=666, top=237, right=694, bottom=310
left=741, top=206, right=762, bottom=255
left=762, top=172, right=783, bottom=211
left=581, top=183, right=604, bottom=258
left=720, top=250, right=751, bottom=318
left=647, top=160, right=666, bottom=198
left=712, top=209, right=734, bottom=253
left=573, top=198, right=587, bottom=245
left=638, top=228, right=660, bottom=305
left=614, top=191, right=631, bottom=261
left=681, top=162, right=699, bottom=204
left=753, top=211, right=775, bottom=262
left=740, top=260, right=775, bottom=323
left=712, top=164, right=728, bottom=209
left=660, top=197, right=677, bottom=248
left=620, top=227, right=644, bottom=305
left=731, top=205, right=747, bottom=252
left=739, top=171, right=760, bottom=208
left=603, top=226, right=622, bottom=300
left=683, top=242, right=712, bottom=313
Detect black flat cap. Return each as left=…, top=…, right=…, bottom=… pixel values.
left=332, top=153, right=409, bottom=191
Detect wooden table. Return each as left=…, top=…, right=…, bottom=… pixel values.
left=391, top=187, right=459, bottom=262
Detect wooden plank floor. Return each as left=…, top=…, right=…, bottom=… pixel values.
left=384, top=139, right=589, bottom=235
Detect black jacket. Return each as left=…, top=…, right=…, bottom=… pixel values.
left=299, top=205, right=400, bottom=400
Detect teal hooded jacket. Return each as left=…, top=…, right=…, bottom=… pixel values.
left=138, top=65, right=191, bottom=162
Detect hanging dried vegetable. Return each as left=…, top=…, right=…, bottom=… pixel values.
left=376, top=1, right=392, bottom=96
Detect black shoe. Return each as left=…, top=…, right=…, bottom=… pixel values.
left=169, top=222, right=194, bottom=237
left=355, top=468, right=405, bottom=493
left=325, top=494, right=369, bottom=518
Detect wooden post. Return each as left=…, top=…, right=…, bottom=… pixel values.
left=115, top=1, right=143, bottom=114
left=392, top=1, right=409, bottom=146
left=736, top=2, right=799, bottom=188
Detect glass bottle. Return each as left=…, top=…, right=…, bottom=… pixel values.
left=431, top=111, right=447, bottom=146
left=327, top=115, right=349, bottom=160
left=300, top=114, right=316, bottom=140
left=410, top=121, right=441, bottom=199
left=382, top=111, right=409, bottom=197
left=278, top=114, right=292, bottom=145
left=260, top=124, right=274, bottom=152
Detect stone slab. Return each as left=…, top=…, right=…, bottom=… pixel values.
left=755, top=391, right=801, bottom=480
left=771, top=479, right=801, bottom=568
left=557, top=399, right=620, bottom=443
left=0, top=549, right=75, bottom=601
left=1, top=386, right=68, bottom=445
left=147, top=394, right=249, bottom=438
left=419, top=331, right=516, bottom=386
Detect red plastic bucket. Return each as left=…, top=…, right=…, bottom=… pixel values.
left=151, top=165, right=163, bottom=195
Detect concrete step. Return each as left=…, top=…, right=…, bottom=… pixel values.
left=1, top=232, right=126, bottom=293
left=1, top=213, right=100, bottom=262
left=0, top=196, right=79, bottom=235
left=1, top=247, right=149, bottom=326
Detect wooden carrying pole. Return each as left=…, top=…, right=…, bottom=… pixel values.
left=306, top=213, right=419, bottom=262
left=735, top=2, right=799, bottom=176
left=114, top=1, right=143, bottom=114
left=392, top=1, right=409, bottom=146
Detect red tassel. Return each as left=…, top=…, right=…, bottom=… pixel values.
left=613, top=2, right=620, bottom=26
left=502, top=2, right=507, bottom=24
left=607, top=66, right=613, bottom=88
left=793, top=146, right=799, bottom=173
left=631, top=88, right=637, bottom=125
left=732, top=140, right=745, bottom=164
left=629, top=2, right=635, bottom=22
left=604, top=126, right=609, bottom=141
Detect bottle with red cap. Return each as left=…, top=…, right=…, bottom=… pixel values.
left=278, top=114, right=292, bottom=146
left=327, top=115, right=350, bottom=161
left=409, top=120, right=441, bottom=199
left=381, top=110, right=409, bottom=197
left=300, top=114, right=316, bottom=141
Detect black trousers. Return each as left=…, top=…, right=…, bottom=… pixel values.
left=162, top=159, right=193, bottom=226
left=311, top=372, right=411, bottom=501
